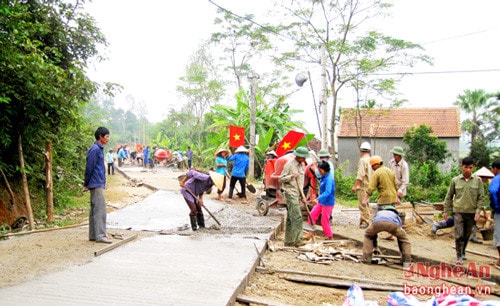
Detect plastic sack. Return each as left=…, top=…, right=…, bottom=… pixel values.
left=342, top=284, right=379, bottom=306
left=429, top=294, right=500, bottom=306
left=387, top=292, right=422, bottom=306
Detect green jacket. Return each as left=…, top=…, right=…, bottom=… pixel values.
left=444, top=174, right=485, bottom=214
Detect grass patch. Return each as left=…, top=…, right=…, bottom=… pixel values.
left=336, top=197, right=359, bottom=208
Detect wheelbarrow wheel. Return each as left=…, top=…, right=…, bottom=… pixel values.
left=256, top=199, right=269, bottom=216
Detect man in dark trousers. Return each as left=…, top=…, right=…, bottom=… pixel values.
left=84, top=127, right=112, bottom=244
left=444, top=157, right=485, bottom=265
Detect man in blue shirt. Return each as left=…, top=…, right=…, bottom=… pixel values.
left=227, top=146, right=250, bottom=203
left=362, top=206, right=411, bottom=269
left=489, top=159, right=500, bottom=266
left=84, top=127, right=112, bottom=244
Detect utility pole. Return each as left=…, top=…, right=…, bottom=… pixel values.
left=248, top=72, right=259, bottom=180
left=320, top=44, right=328, bottom=150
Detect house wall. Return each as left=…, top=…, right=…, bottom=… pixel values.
left=337, top=137, right=459, bottom=176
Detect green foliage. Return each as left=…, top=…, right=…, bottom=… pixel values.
left=0, top=222, right=10, bottom=236
left=469, top=138, right=491, bottom=168
left=406, top=166, right=461, bottom=203
left=454, top=89, right=500, bottom=144
left=402, top=124, right=455, bottom=201
left=403, top=124, right=451, bottom=170
left=333, top=161, right=357, bottom=201
left=0, top=0, right=107, bottom=223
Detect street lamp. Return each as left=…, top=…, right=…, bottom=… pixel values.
left=295, top=72, right=322, bottom=138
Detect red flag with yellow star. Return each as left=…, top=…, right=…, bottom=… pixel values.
left=275, top=130, right=305, bottom=157
left=229, top=125, right=245, bottom=148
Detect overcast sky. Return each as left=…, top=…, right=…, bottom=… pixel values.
left=84, top=0, right=500, bottom=134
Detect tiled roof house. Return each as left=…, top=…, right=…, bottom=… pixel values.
left=337, top=107, right=461, bottom=175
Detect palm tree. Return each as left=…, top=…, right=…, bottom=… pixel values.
left=454, top=89, right=497, bottom=144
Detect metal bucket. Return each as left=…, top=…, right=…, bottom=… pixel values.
left=480, top=228, right=494, bottom=241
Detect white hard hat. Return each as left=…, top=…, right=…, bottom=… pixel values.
left=360, top=142, right=371, bottom=151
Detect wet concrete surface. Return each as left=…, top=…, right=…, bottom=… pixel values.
left=0, top=167, right=282, bottom=306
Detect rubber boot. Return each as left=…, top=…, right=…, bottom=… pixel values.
left=469, top=225, right=483, bottom=244
left=190, top=215, right=198, bottom=231
left=197, top=213, right=205, bottom=229
left=431, top=220, right=448, bottom=235
left=456, top=240, right=464, bottom=264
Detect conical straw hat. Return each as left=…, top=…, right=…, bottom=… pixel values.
left=215, top=148, right=230, bottom=156
left=235, top=146, right=249, bottom=153
left=209, top=171, right=225, bottom=190
left=475, top=166, right=494, bottom=178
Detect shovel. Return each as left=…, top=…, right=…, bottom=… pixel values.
left=295, top=177, right=316, bottom=243
left=225, top=170, right=252, bottom=197
left=184, top=186, right=221, bottom=226
left=246, top=182, right=256, bottom=193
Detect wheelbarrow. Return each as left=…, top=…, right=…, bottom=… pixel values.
left=255, top=153, right=295, bottom=216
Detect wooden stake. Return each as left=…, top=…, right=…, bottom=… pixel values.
left=94, top=234, right=138, bottom=257
left=452, top=246, right=497, bottom=259
left=237, top=294, right=291, bottom=306
left=284, top=274, right=401, bottom=291
left=255, top=266, right=403, bottom=287
left=44, top=140, right=54, bottom=223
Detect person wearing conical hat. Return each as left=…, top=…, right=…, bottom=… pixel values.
left=388, top=146, right=410, bottom=201
left=227, top=146, right=250, bottom=203
left=214, top=148, right=230, bottom=201
left=475, top=166, right=494, bottom=183
left=179, top=169, right=224, bottom=231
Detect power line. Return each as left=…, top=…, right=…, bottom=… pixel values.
left=207, top=0, right=292, bottom=41
left=208, top=1, right=500, bottom=77
left=370, top=68, right=500, bottom=76
left=422, top=27, right=500, bottom=45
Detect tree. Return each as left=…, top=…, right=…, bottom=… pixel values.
left=208, top=87, right=305, bottom=176
left=266, top=0, right=431, bottom=164
left=454, top=89, right=500, bottom=144
left=469, top=138, right=491, bottom=169
left=403, top=124, right=451, bottom=188
left=177, top=43, right=225, bottom=146
left=0, top=0, right=106, bottom=225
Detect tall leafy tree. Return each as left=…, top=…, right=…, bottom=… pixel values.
left=273, top=0, right=431, bottom=163
left=0, top=0, right=106, bottom=222
left=454, top=89, right=499, bottom=144
left=177, top=43, right=225, bottom=146
left=403, top=124, right=451, bottom=188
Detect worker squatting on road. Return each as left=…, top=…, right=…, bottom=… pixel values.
left=179, top=170, right=224, bottom=231
left=362, top=205, right=412, bottom=269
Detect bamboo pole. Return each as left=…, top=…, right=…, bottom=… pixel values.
left=0, top=222, right=89, bottom=238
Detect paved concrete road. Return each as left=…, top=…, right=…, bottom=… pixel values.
left=0, top=189, right=280, bottom=306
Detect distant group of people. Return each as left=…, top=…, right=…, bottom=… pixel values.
left=84, top=126, right=500, bottom=269
left=103, top=144, right=194, bottom=171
